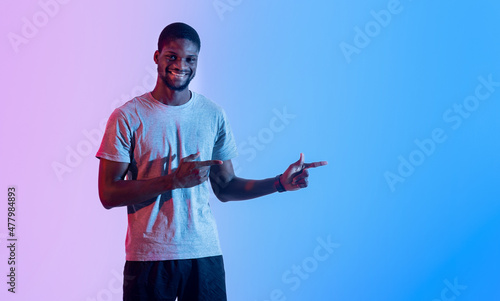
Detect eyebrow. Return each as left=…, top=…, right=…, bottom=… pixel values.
left=164, top=51, right=198, bottom=57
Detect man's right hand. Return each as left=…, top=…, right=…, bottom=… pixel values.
left=173, top=152, right=223, bottom=188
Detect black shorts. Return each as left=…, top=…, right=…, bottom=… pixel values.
left=123, top=255, right=227, bottom=301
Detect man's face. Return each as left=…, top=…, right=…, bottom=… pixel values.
left=155, top=38, right=199, bottom=91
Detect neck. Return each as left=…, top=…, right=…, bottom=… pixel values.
left=151, top=80, right=191, bottom=106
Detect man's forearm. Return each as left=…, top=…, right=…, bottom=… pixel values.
left=100, top=174, right=175, bottom=209
left=214, top=176, right=278, bottom=202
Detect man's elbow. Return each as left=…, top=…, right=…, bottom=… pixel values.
left=101, top=202, right=113, bottom=210
left=212, top=185, right=232, bottom=203
left=98, top=190, right=115, bottom=210
left=210, top=173, right=235, bottom=202
left=100, top=198, right=113, bottom=210
left=216, top=194, right=231, bottom=203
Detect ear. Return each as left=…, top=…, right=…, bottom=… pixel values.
left=154, top=50, right=159, bottom=64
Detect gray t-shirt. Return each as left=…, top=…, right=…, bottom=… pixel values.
left=96, top=92, right=238, bottom=261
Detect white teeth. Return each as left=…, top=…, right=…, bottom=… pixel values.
left=169, top=70, right=188, bottom=76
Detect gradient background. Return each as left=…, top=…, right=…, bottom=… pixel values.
left=1, top=0, right=499, bottom=300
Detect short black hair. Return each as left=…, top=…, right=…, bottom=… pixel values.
left=157, top=22, right=201, bottom=52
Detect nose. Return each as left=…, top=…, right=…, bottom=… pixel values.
left=172, top=58, right=189, bottom=70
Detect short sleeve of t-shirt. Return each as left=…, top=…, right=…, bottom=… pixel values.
left=212, top=108, right=238, bottom=161
left=96, top=108, right=133, bottom=163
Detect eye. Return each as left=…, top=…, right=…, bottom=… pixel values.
left=186, top=57, right=197, bottom=64
left=167, top=55, right=177, bottom=61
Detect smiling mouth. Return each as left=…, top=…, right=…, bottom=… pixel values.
left=168, top=70, right=190, bottom=78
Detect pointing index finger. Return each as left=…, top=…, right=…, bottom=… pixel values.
left=194, top=160, right=223, bottom=167
left=303, top=161, right=328, bottom=169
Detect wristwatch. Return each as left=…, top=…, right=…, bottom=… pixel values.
left=274, top=174, right=286, bottom=193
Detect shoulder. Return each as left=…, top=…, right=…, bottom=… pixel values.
left=107, top=93, right=151, bottom=128
left=112, top=93, right=152, bottom=117
left=191, top=92, right=228, bottom=119
left=117, top=93, right=150, bottom=113
left=192, top=92, right=223, bottom=111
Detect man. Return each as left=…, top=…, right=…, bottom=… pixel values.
left=96, top=22, right=327, bottom=301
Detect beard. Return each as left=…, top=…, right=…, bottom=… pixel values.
left=159, top=67, right=195, bottom=91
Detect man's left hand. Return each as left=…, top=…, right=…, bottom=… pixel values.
left=280, top=153, right=328, bottom=191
